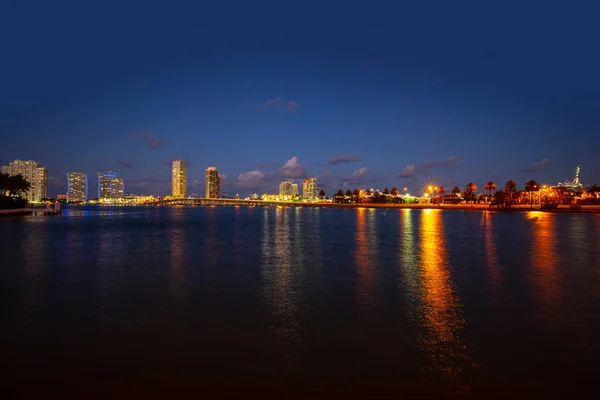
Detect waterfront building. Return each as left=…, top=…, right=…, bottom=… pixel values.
left=279, top=180, right=299, bottom=200
left=1, top=159, right=48, bottom=202
left=98, top=172, right=124, bottom=199
left=172, top=160, right=186, bottom=198
left=123, top=194, right=157, bottom=204
left=261, top=193, right=280, bottom=201
left=112, top=178, right=124, bottom=198
left=302, top=177, right=318, bottom=200
left=67, top=172, right=88, bottom=202
left=205, top=166, right=220, bottom=198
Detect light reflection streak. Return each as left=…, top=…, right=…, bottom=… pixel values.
left=354, top=208, right=377, bottom=312
left=204, top=207, right=219, bottom=269
left=418, top=209, right=472, bottom=392
left=170, top=209, right=185, bottom=307
left=233, top=206, right=242, bottom=266
left=399, top=209, right=419, bottom=310
left=526, top=212, right=560, bottom=318
left=262, top=208, right=301, bottom=355
left=480, top=211, right=502, bottom=299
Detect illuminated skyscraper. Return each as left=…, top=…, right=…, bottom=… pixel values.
left=205, top=166, right=220, bottom=198
left=279, top=180, right=299, bottom=200
left=67, top=172, right=88, bottom=202
left=98, top=172, right=124, bottom=199
left=172, top=160, right=186, bottom=197
left=112, top=178, right=124, bottom=198
left=1, top=159, right=48, bottom=202
left=303, top=177, right=318, bottom=200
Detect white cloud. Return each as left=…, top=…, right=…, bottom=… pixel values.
left=278, top=156, right=305, bottom=178
left=398, top=164, right=417, bottom=178
left=237, top=170, right=266, bottom=189
left=346, top=167, right=368, bottom=181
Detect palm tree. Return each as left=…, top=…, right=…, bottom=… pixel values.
left=353, top=188, right=360, bottom=203
left=492, top=189, right=505, bottom=208
left=345, top=189, right=353, bottom=198
left=436, top=186, right=446, bottom=204
left=319, top=189, right=325, bottom=200
left=484, top=181, right=496, bottom=204
left=587, top=184, right=600, bottom=200
left=383, top=188, right=389, bottom=195
left=525, top=180, right=540, bottom=208
left=451, top=186, right=461, bottom=196
left=391, top=187, right=398, bottom=196
left=504, top=180, right=517, bottom=207
left=465, top=182, right=477, bottom=203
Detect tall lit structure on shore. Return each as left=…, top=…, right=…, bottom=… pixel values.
left=558, top=164, right=583, bottom=191
left=303, top=177, right=318, bottom=200
left=98, top=171, right=124, bottom=199
left=172, top=160, right=186, bottom=197
left=205, top=166, right=220, bottom=198
left=279, top=180, right=298, bottom=200
left=1, top=159, right=47, bottom=202
left=67, top=173, right=88, bottom=202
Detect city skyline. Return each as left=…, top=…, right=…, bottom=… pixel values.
left=1, top=156, right=595, bottom=199
left=1, top=3, right=599, bottom=197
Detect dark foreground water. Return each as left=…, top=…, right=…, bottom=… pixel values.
left=2, top=206, right=600, bottom=397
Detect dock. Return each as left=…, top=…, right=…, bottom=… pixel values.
left=0, top=203, right=62, bottom=217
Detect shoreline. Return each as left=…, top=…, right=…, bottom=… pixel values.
left=294, top=203, right=600, bottom=213
left=66, top=203, right=600, bottom=213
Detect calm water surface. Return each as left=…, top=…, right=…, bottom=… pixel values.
left=2, top=206, right=600, bottom=396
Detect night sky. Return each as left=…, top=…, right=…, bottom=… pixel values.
left=2, top=1, right=599, bottom=197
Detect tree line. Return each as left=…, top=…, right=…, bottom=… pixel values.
left=327, top=180, right=600, bottom=207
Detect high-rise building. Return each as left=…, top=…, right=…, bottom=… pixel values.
left=67, top=173, right=88, bottom=202
left=279, top=180, right=299, bottom=200
left=303, top=177, right=318, bottom=200
left=205, top=166, right=220, bottom=198
left=97, top=172, right=124, bottom=199
left=112, top=178, right=124, bottom=198
left=1, top=159, right=48, bottom=202
left=172, top=160, right=186, bottom=197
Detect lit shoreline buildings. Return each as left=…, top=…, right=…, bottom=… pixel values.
left=206, top=166, right=220, bottom=198
left=98, top=171, right=124, bottom=200
left=67, top=172, right=88, bottom=203
left=1, top=159, right=48, bottom=202
left=279, top=180, right=299, bottom=200
left=172, top=160, right=187, bottom=198
left=303, top=177, right=318, bottom=201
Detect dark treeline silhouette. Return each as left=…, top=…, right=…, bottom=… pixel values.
left=0, top=173, right=30, bottom=209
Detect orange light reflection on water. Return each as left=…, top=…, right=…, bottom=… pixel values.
left=481, top=211, right=502, bottom=298
left=354, top=208, right=376, bottom=312
left=419, top=209, right=472, bottom=391
left=526, top=212, right=560, bottom=316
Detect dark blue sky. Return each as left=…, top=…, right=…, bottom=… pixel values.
left=1, top=1, right=598, bottom=196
